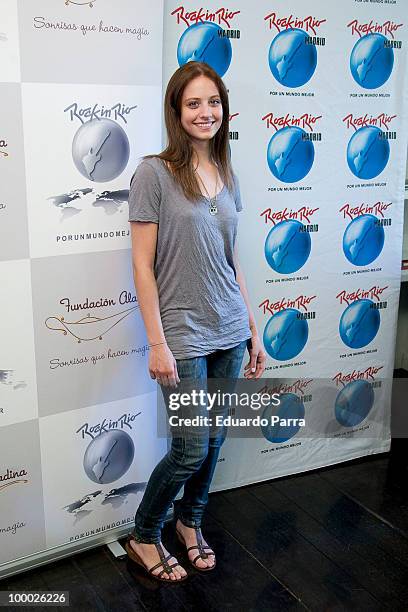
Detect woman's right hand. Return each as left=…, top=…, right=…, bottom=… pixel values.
left=149, top=344, right=180, bottom=387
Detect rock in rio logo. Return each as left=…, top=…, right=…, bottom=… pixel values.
left=333, top=365, right=383, bottom=387
left=333, top=366, right=383, bottom=428
left=64, top=101, right=135, bottom=182
left=263, top=112, right=321, bottom=183
left=65, top=1, right=96, bottom=7
left=172, top=6, right=241, bottom=77
left=264, top=12, right=326, bottom=88
left=0, top=467, right=29, bottom=493
left=259, top=294, right=316, bottom=361
left=348, top=18, right=403, bottom=89
left=171, top=6, right=240, bottom=27
left=258, top=379, right=311, bottom=443
left=343, top=112, right=396, bottom=180
left=45, top=290, right=139, bottom=343
left=261, top=205, right=319, bottom=274
left=337, top=285, right=388, bottom=349
left=77, top=411, right=141, bottom=484
left=339, top=201, right=391, bottom=266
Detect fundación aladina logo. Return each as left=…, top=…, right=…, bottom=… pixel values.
left=0, top=466, right=29, bottom=493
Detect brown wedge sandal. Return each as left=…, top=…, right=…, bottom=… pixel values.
left=176, top=524, right=216, bottom=572
left=125, top=535, right=188, bottom=583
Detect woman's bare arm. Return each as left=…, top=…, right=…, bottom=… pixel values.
left=233, top=245, right=266, bottom=379
left=130, top=221, right=179, bottom=387
left=233, top=245, right=258, bottom=335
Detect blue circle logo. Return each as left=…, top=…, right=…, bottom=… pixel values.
left=339, top=299, right=380, bottom=349
left=347, top=125, right=390, bottom=180
left=269, top=28, right=317, bottom=88
left=343, top=214, right=385, bottom=266
left=267, top=126, right=315, bottom=183
left=263, top=308, right=309, bottom=361
left=83, top=430, right=135, bottom=484
left=72, top=118, right=130, bottom=183
left=177, top=22, right=232, bottom=77
left=265, top=220, right=311, bottom=274
left=261, top=393, right=305, bottom=443
left=350, top=33, right=394, bottom=89
left=335, top=380, right=374, bottom=427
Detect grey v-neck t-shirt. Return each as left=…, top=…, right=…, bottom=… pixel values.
left=128, top=157, right=251, bottom=360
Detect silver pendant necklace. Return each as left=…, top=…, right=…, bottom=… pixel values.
left=208, top=197, right=218, bottom=216
left=196, top=167, right=219, bottom=216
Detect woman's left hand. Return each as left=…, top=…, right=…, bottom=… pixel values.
left=244, top=334, right=266, bottom=379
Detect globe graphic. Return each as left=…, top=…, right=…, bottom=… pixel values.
left=267, top=126, right=315, bottom=183
left=263, top=308, right=309, bottom=361
left=177, top=22, right=232, bottom=77
left=347, top=125, right=390, bottom=180
left=335, top=380, right=374, bottom=427
left=350, top=33, right=394, bottom=89
left=265, top=219, right=311, bottom=274
left=343, top=214, right=385, bottom=266
left=261, top=393, right=306, bottom=443
left=72, top=118, right=130, bottom=182
left=83, top=429, right=135, bottom=484
left=339, top=299, right=380, bottom=349
left=269, top=28, right=317, bottom=88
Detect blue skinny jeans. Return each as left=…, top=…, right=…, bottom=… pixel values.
left=132, top=340, right=247, bottom=543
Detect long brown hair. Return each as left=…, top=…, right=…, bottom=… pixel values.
left=147, top=62, right=233, bottom=201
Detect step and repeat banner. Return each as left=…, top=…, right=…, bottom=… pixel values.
left=163, top=0, right=408, bottom=490
left=0, top=0, right=165, bottom=573
left=1, top=0, right=407, bottom=576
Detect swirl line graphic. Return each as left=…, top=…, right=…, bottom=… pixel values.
left=0, top=480, right=28, bottom=493
left=65, top=1, right=96, bottom=6
left=45, top=305, right=139, bottom=342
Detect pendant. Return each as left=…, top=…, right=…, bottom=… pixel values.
left=209, top=198, right=218, bottom=215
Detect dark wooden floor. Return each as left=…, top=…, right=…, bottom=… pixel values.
left=2, top=439, right=408, bottom=611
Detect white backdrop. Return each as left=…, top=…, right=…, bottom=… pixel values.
left=0, top=0, right=165, bottom=573
left=0, top=0, right=407, bottom=577
left=163, top=0, right=408, bottom=490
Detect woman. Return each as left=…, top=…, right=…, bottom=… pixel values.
left=127, top=61, right=266, bottom=582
